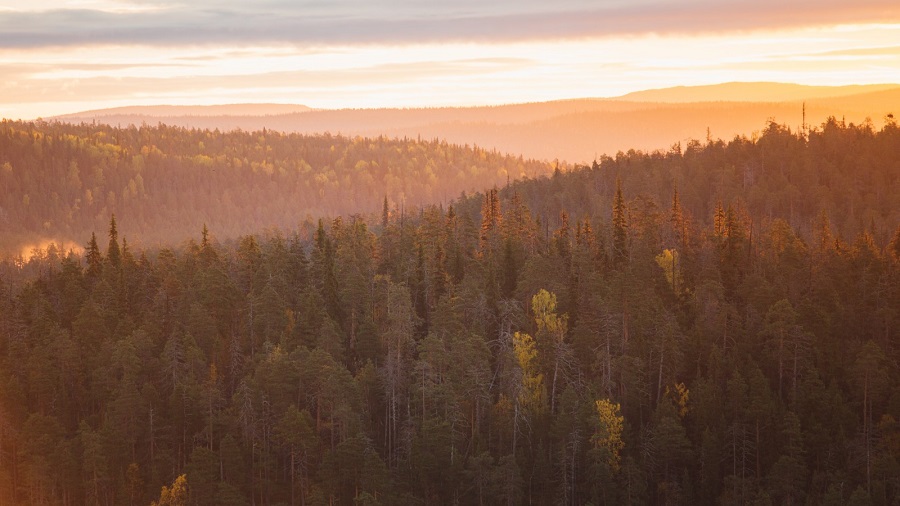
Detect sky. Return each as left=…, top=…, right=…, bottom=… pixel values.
left=1, top=0, right=900, bottom=119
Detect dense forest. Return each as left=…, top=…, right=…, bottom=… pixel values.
left=1, top=118, right=899, bottom=505
left=0, top=120, right=550, bottom=256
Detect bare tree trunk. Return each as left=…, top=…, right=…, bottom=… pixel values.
left=513, top=402, right=518, bottom=456
left=551, top=357, right=559, bottom=413
left=606, top=333, right=612, bottom=398
left=290, top=451, right=296, bottom=506
left=865, top=371, right=871, bottom=494
left=778, top=330, right=784, bottom=401
left=756, top=420, right=760, bottom=480
left=657, top=345, right=665, bottom=405
left=149, top=407, right=155, bottom=462
left=792, top=345, right=799, bottom=405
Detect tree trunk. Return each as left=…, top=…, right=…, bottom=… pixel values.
left=865, top=370, right=870, bottom=494
left=551, top=356, right=559, bottom=413
left=605, top=333, right=612, bottom=398
left=756, top=420, right=760, bottom=480
left=513, top=402, right=518, bottom=456
left=778, top=330, right=784, bottom=401
left=792, top=344, right=799, bottom=405
left=657, top=345, right=665, bottom=405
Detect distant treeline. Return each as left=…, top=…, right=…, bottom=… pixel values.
left=3, top=116, right=899, bottom=260
left=56, top=88, right=900, bottom=162
left=0, top=118, right=899, bottom=505
left=0, top=120, right=549, bottom=256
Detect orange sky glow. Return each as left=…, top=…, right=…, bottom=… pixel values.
left=1, top=1, right=899, bottom=119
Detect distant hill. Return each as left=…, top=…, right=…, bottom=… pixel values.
left=55, top=103, right=314, bottom=118
left=0, top=120, right=552, bottom=256
left=615, top=82, right=900, bottom=103
left=4, top=98, right=900, bottom=506
left=53, top=83, right=900, bottom=162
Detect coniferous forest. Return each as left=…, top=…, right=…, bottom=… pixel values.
left=0, top=119, right=549, bottom=256
left=1, top=118, right=900, bottom=505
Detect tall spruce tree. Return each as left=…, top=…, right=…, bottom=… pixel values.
left=612, top=178, right=628, bottom=268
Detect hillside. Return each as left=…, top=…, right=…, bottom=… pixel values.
left=53, top=83, right=900, bottom=162
left=617, top=82, right=900, bottom=102
left=1, top=117, right=898, bottom=506
left=55, top=104, right=314, bottom=118
left=4, top=112, right=899, bottom=259
left=0, top=120, right=551, bottom=257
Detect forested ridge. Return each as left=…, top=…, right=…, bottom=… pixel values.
left=0, top=119, right=550, bottom=256
left=54, top=85, right=900, bottom=163
left=0, top=118, right=899, bottom=505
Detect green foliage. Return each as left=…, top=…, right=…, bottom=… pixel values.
left=0, top=117, right=898, bottom=505
left=0, top=120, right=551, bottom=256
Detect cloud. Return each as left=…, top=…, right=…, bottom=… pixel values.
left=0, top=58, right=535, bottom=104
left=813, top=45, right=900, bottom=58
left=1, top=0, right=899, bottom=49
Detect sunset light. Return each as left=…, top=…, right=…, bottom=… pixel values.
left=2, top=1, right=899, bottom=118
left=2, top=2, right=900, bottom=505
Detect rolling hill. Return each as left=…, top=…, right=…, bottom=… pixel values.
left=53, top=83, right=900, bottom=162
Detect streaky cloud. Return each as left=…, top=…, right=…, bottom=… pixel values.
left=1, top=0, right=899, bottom=48
left=0, top=58, right=535, bottom=103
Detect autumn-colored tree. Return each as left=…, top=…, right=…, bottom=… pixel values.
left=151, top=474, right=188, bottom=506
left=592, top=399, right=624, bottom=472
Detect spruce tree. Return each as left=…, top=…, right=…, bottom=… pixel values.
left=85, top=232, right=103, bottom=280
left=612, top=178, right=628, bottom=268
left=106, top=215, right=121, bottom=268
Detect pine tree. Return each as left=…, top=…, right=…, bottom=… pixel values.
left=501, top=238, right=518, bottom=298
left=445, top=204, right=465, bottom=283
left=85, top=232, right=103, bottom=281
left=671, top=184, right=686, bottom=248
left=554, top=211, right=571, bottom=261
left=431, top=242, right=448, bottom=303
left=713, top=201, right=727, bottom=240
left=479, top=188, right=502, bottom=256
left=106, top=214, right=121, bottom=268
left=198, top=224, right=218, bottom=266
left=313, top=219, right=344, bottom=327
left=815, top=210, right=835, bottom=253
left=413, top=243, right=429, bottom=336
left=612, top=178, right=628, bottom=268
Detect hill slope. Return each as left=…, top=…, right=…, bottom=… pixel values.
left=616, top=82, right=900, bottom=102
left=54, top=103, right=314, bottom=118
left=0, top=120, right=551, bottom=256
left=54, top=83, right=900, bottom=162
left=1, top=113, right=898, bottom=506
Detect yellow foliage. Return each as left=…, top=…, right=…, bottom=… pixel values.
left=151, top=474, right=188, bottom=506
left=664, top=382, right=690, bottom=419
left=531, top=289, right=567, bottom=342
left=655, top=249, right=683, bottom=292
left=593, top=399, right=624, bottom=472
left=513, top=331, right=546, bottom=413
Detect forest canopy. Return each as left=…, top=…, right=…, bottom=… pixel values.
left=0, top=120, right=550, bottom=257
left=0, top=117, right=899, bottom=505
